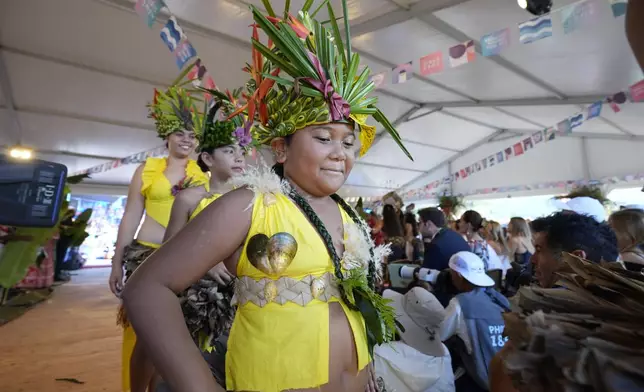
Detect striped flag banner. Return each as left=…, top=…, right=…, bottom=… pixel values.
left=518, top=15, right=553, bottom=44
left=73, top=146, right=166, bottom=176
left=569, top=113, right=584, bottom=129
left=160, top=16, right=186, bottom=52
left=135, top=0, right=165, bottom=28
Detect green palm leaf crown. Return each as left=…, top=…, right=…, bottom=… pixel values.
left=148, top=86, right=206, bottom=139
left=247, top=0, right=412, bottom=160
left=199, top=88, right=254, bottom=152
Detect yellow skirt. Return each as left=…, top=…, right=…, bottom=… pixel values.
left=122, top=326, right=136, bottom=392
left=225, top=299, right=369, bottom=392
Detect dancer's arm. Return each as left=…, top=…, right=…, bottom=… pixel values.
left=122, top=188, right=253, bottom=392
left=163, top=187, right=202, bottom=242
left=627, top=0, right=644, bottom=71
left=109, top=164, right=145, bottom=296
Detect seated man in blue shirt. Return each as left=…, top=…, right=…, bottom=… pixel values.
left=440, top=251, right=511, bottom=392
left=419, top=207, right=470, bottom=271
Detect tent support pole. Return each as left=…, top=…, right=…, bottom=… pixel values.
left=447, top=161, right=454, bottom=195
left=581, top=137, right=591, bottom=181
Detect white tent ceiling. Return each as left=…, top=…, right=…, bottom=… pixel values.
left=1, top=0, right=643, bottom=200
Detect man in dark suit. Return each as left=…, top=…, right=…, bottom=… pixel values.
left=418, top=207, right=470, bottom=271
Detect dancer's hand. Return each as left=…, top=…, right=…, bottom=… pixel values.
left=109, top=266, right=124, bottom=297
left=365, top=361, right=378, bottom=392
left=207, top=263, right=234, bottom=286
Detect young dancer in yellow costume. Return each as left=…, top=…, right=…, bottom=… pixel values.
left=163, top=92, right=252, bottom=388
left=108, top=86, right=208, bottom=392
left=122, top=1, right=412, bottom=391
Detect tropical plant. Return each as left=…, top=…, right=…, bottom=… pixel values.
left=438, top=192, right=464, bottom=219
left=555, top=185, right=609, bottom=205
left=60, top=208, right=93, bottom=248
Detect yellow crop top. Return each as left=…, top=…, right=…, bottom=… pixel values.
left=189, top=193, right=221, bottom=221
left=140, top=157, right=207, bottom=228
left=225, top=192, right=369, bottom=392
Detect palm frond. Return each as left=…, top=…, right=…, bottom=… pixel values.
left=344, top=54, right=360, bottom=98
left=311, top=0, right=329, bottom=18
left=373, top=108, right=412, bottom=160
left=262, top=74, right=323, bottom=97
left=261, top=0, right=276, bottom=17
left=171, top=59, right=199, bottom=86
left=325, top=2, right=347, bottom=67
left=341, top=0, right=351, bottom=63
left=302, top=0, right=315, bottom=14
left=251, top=7, right=317, bottom=79
left=251, top=38, right=300, bottom=77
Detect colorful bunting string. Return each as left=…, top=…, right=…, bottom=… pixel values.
left=135, top=0, right=164, bottom=28
left=366, top=0, right=625, bottom=90
left=401, top=172, right=644, bottom=202
left=72, top=145, right=167, bottom=176
left=74, top=1, right=233, bottom=177
left=399, top=78, right=643, bottom=201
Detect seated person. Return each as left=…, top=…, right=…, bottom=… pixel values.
left=375, top=287, right=454, bottom=392
left=530, top=212, right=618, bottom=289
left=489, top=211, right=619, bottom=392
left=419, top=207, right=470, bottom=270
left=439, top=252, right=511, bottom=392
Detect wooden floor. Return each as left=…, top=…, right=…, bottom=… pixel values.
left=0, top=268, right=122, bottom=392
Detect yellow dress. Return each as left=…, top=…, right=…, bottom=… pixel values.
left=122, top=157, right=207, bottom=392
left=226, top=192, right=370, bottom=392
left=189, top=192, right=221, bottom=221
left=141, top=157, right=207, bottom=229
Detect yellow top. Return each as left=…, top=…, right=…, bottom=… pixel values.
left=140, top=157, right=207, bottom=227
left=189, top=192, right=222, bottom=221
left=226, top=192, right=369, bottom=392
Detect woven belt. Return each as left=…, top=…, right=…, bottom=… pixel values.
left=232, top=272, right=340, bottom=308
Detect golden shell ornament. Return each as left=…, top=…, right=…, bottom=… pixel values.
left=246, top=232, right=298, bottom=276
left=310, top=277, right=326, bottom=299
left=264, top=281, right=278, bottom=303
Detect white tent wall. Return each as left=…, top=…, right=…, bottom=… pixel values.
left=586, top=139, right=644, bottom=178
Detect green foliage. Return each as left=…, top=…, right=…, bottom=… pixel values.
left=253, top=88, right=329, bottom=144
left=150, top=87, right=205, bottom=139
left=556, top=185, right=609, bottom=205
left=61, top=209, right=93, bottom=247
left=339, top=268, right=398, bottom=356
left=438, top=192, right=464, bottom=219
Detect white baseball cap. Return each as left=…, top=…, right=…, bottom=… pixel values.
left=383, top=288, right=447, bottom=358
left=551, top=196, right=606, bottom=222
left=448, top=251, right=495, bottom=287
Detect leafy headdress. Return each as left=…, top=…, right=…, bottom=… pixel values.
left=148, top=68, right=208, bottom=139
left=199, top=88, right=253, bottom=152
left=233, top=0, right=413, bottom=355
left=233, top=0, right=412, bottom=160
left=148, top=87, right=206, bottom=139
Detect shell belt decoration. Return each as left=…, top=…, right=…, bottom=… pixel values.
left=232, top=272, right=340, bottom=308
left=239, top=231, right=339, bottom=306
